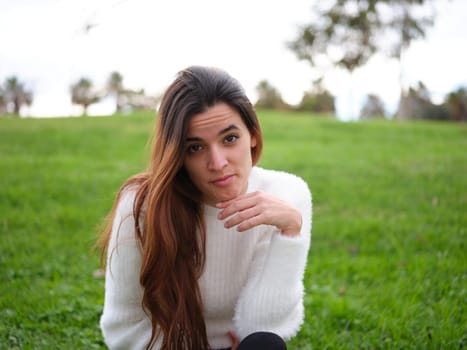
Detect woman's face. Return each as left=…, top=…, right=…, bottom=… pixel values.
left=183, top=102, right=257, bottom=206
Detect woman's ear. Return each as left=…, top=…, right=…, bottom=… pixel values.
left=250, top=134, right=257, bottom=148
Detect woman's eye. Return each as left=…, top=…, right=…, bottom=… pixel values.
left=188, top=144, right=203, bottom=153
left=224, top=134, right=239, bottom=144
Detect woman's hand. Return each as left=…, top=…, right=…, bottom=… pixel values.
left=216, top=191, right=302, bottom=237
left=228, top=331, right=240, bottom=350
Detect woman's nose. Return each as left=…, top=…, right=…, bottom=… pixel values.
left=207, top=147, right=228, bottom=171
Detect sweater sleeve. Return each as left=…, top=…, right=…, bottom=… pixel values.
left=100, top=190, right=161, bottom=350
left=233, top=174, right=312, bottom=340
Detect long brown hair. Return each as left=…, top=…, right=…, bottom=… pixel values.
left=99, top=66, right=263, bottom=350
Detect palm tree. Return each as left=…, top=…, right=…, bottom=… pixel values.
left=106, top=71, right=124, bottom=112
left=70, top=77, right=100, bottom=116
left=3, top=76, right=33, bottom=116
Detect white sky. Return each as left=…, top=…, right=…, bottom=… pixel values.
left=1, top=0, right=466, bottom=120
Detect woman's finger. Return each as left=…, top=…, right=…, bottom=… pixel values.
left=228, top=331, right=240, bottom=350
left=223, top=206, right=262, bottom=229
left=216, top=192, right=259, bottom=220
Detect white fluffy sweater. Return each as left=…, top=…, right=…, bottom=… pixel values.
left=100, top=167, right=312, bottom=349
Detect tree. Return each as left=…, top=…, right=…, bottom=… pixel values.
left=445, top=87, right=467, bottom=122
left=360, top=94, right=386, bottom=119
left=119, top=88, right=160, bottom=111
left=2, top=76, right=33, bottom=116
left=106, top=71, right=124, bottom=112
left=0, top=86, right=5, bottom=115
left=297, top=84, right=335, bottom=114
left=396, top=81, right=450, bottom=121
left=288, top=0, right=435, bottom=120
left=288, top=0, right=434, bottom=73
left=254, top=80, right=290, bottom=110
left=70, top=77, right=100, bottom=116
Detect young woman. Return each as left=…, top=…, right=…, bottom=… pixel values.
left=99, top=66, right=312, bottom=350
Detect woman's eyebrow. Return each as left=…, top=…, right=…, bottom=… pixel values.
left=186, top=124, right=240, bottom=142
left=219, top=124, right=240, bottom=135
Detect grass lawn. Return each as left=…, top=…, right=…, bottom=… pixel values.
left=0, top=111, right=465, bottom=349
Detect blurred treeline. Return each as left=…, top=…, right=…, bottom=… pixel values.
left=284, top=0, right=467, bottom=122
left=255, top=78, right=467, bottom=122
left=2, top=73, right=465, bottom=121
left=0, top=72, right=160, bottom=118
left=1, top=0, right=466, bottom=122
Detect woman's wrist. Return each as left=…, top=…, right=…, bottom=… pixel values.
left=279, top=209, right=302, bottom=237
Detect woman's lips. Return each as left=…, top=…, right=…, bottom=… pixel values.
left=211, top=174, right=234, bottom=186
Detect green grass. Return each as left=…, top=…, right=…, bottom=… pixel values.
left=1, top=111, right=465, bottom=349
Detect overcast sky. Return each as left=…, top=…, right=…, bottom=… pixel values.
left=1, top=0, right=466, bottom=120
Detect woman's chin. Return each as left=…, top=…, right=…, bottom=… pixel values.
left=204, top=184, right=247, bottom=205
left=214, top=190, right=242, bottom=204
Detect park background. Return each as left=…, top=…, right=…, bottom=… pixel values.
left=1, top=0, right=467, bottom=120
left=1, top=0, right=466, bottom=349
